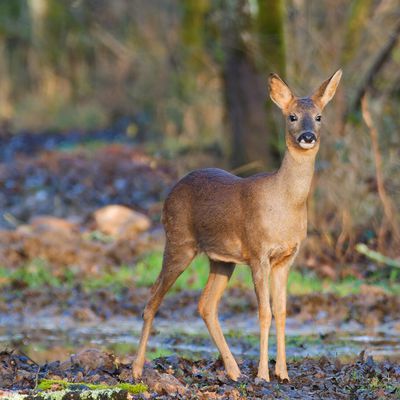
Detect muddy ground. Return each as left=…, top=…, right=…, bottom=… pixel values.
left=1, top=284, right=400, bottom=329
left=0, top=286, right=399, bottom=399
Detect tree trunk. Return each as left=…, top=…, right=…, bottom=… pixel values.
left=223, top=48, right=271, bottom=170
left=222, top=0, right=286, bottom=171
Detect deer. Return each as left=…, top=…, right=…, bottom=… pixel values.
left=132, top=69, right=342, bottom=382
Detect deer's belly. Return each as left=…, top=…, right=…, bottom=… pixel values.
left=200, top=236, right=247, bottom=264
left=206, top=251, right=246, bottom=265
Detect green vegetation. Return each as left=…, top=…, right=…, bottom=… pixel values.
left=365, top=375, right=399, bottom=397
left=0, top=259, right=136, bottom=292
left=146, top=348, right=173, bottom=360
left=134, top=251, right=253, bottom=290
left=37, top=379, right=147, bottom=394
left=1, top=251, right=399, bottom=296
left=356, top=243, right=400, bottom=269
left=134, top=250, right=400, bottom=296
left=0, top=259, right=67, bottom=288
left=8, top=382, right=148, bottom=400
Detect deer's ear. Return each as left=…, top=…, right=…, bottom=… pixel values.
left=312, top=69, right=342, bottom=109
left=268, top=73, right=294, bottom=110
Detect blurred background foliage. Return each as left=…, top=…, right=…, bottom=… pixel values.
left=0, top=0, right=399, bottom=266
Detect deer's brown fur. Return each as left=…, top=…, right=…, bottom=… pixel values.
left=132, top=69, right=342, bottom=382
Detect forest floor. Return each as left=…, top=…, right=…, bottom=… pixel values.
left=1, top=347, right=399, bottom=399
left=0, top=133, right=399, bottom=399
left=0, top=282, right=399, bottom=399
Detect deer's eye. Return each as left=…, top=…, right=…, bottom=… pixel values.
left=289, top=114, right=298, bottom=122
left=315, top=115, right=322, bottom=122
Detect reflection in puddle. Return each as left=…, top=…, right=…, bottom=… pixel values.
left=0, top=313, right=399, bottom=364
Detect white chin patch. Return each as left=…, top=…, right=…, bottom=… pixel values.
left=298, top=139, right=316, bottom=149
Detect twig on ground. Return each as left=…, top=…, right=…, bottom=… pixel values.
left=19, top=350, right=39, bottom=366
left=355, top=243, right=400, bottom=268
left=34, top=365, right=41, bottom=390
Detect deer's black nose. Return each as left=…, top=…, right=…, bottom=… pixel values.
left=298, top=132, right=316, bottom=143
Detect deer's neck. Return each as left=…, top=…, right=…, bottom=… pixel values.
left=275, top=146, right=317, bottom=206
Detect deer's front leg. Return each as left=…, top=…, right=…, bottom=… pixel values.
left=251, top=260, right=272, bottom=382
left=270, top=251, right=297, bottom=382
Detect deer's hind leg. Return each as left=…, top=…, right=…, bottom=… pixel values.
left=132, top=242, right=196, bottom=379
left=198, top=260, right=240, bottom=380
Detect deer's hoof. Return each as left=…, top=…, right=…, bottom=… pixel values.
left=132, top=363, right=143, bottom=380
left=227, top=366, right=241, bottom=381
left=255, top=373, right=270, bottom=383
left=275, top=369, right=290, bottom=383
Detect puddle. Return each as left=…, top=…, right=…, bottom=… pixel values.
left=1, top=312, right=399, bottom=364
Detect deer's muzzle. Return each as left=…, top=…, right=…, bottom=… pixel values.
left=297, top=132, right=317, bottom=149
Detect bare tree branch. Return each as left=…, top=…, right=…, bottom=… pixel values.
left=349, top=19, right=400, bottom=115
left=361, top=94, right=400, bottom=250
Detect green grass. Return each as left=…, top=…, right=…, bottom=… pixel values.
left=134, top=251, right=253, bottom=291
left=0, top=259, right=136, bottom=292
left=1, top=251, right=399, bottom=296
left=288, top=270, right=362, bottom=296
left=146, top=348, right=173, bottom=359
left=134, top=252, right=242, bottom=291
left=134, top=250, right=400, bottom=296
left=0, top=259, right=66, bottom=288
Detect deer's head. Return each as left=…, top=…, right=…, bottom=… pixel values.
left=268, top=70, right=342, bottom=152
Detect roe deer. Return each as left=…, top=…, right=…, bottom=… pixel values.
left=132, top=69, right=342, bottom=382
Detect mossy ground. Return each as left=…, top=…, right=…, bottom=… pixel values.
left=3, top=380, right=149, bottom=400
left=37, top=380, right=147, bottom=394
